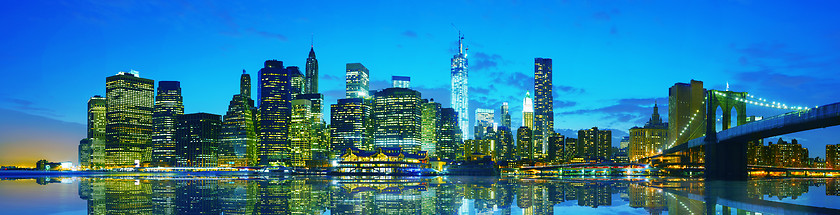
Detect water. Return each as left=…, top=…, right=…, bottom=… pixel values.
left=1, top=175, right=839, bottom=215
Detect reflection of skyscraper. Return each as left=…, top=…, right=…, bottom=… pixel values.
left=259, top=60, right=293, bottom=166
left=437, top=108, right=461, bottom=160
left=577, top=182, right=612, bottom=208
left=451, top=33, right=469, bottom=140
left=474, top=108, right=494, bottom=140
left=176, top=113, right=222, bottom=167
left=346, top=63, right=370, bottom=99
left=372, top=88, right=423, bottom=153
left=152, top=81, right=184, bottom=167
left=533, top=58, right=554, bottom=161
left=105, top=71, right=155, bottom=167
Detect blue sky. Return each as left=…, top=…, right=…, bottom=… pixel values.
left=2, top=0, right=840, bottom=165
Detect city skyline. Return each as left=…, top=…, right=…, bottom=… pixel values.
left=3, top=1, right=840, bottom=166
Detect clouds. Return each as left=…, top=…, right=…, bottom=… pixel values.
left=559, top=97, right=668, bottom=127
left=248, top=28, right=288, bottom=41
left=471, top=52, right=506, bottom=71
left=401, top=30, right=418, bottom=38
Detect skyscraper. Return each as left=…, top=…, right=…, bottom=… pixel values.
left=437, top=108, right=461, bottom=160
left=105, top=71, right=154, bottom=167
left=289, top=66, right=305, bottom=98
left=500, top=102, right=511, bottom=129
left=421, top=99, right=442, bottom=157
left=259, top=60, right=293, bottom=166
left=517, top=126, right=533, bottom=161
left=152, top=81, right=184, bottom=167
left=371, top=88, right=423, bottom=153
left=346, top=63, right=369, bottom=99
left=330, top=98, right=371, bottom=153
left=450, top=33, right=469, bottom=140
left=79, top=95, right=106, bottom=169
left=534, top=58, right=554, bottom=161
left=629, top=104, right=668, bottom=162
left=522, top=92, right=534, bottom=129
left=305, top=46, right=319, bottom=94
left=474, top=108, right=495, bottom=140
left=668, top=80, right=705, bottom=147
left=577, top=127, right=611, bottom=161
left=495, top=126, right=514, bottom=163
left=392, top=76, right=410, bottom=88
left=176, top=113, right=221, bottom=167
left=828, top=144, right=840, bottom=169
left=220, top=71, right=258, bottom=167
left=289, top=99, right=312, bottom=167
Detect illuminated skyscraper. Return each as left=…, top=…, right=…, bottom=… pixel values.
left=105, top=71, right=154, bottom=167
left=517, top=126, right=533, bottom=161
left=495, top=126, right=514, bottom=163
left=421, top=99, right=441, bottom=157
left=176, top=113, right=221, bottom=167
left=534, top=58, right=554, bottom=161
left=220, top=71, right=258, bottom=167
left=451, top=33, right=469, bottom=140
left=392, top=76, right=410, bottom=88
left=79, top=95, right=107, bottom=168
left=500, top=102, right=511, bottom=129
left=305, top=46, right=319, bottom=94
left=668, top=80, right=705, bottom=147
left=330, top=98, right=371, bottom=153
left=346, top=63, right=370, bottom=99
left=828, top=144, right=840, bottom=169
left=437, top=108, right=461, bottom=160
left=152, top=81, right=184, bottom=167
left=522, top=92, right=534, bottom=129
left=372, top=88, right=423, bottom=153
left=577, top=127, right=611, bottom=161
left=629, top=104, right=668, bottom=162
left=259, top=60, right=293, bottom=166
left=474, top=108, right=494, bottom=140
left=289, top=99, right=312, bottom=167
left=289, top=66, right=305, bottom=98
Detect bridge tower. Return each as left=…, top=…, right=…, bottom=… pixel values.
left=705, top=90, right=749, bottom=180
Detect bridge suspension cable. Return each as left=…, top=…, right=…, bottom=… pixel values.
left=712, top=91, right=814, bottom=111
left=664, top=99, right=706, bottom=150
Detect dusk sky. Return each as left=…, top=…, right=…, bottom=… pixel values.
left=2, top=1, right=840, bottom=166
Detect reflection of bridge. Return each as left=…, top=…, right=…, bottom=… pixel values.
left=651, top=181, right=840, bottom=215
left=643, top=89, right=840, bottom=180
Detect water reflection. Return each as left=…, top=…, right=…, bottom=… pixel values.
left=7, top=176, right=840, bottom=214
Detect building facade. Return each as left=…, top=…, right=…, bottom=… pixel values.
left=517, top=126, right=533, bottom=161
left=105, top=71, right=155, bottom=167
left=668, top=80, right=705, bottom=148
left=392, top=76, right=410, bottom=88
left=346, top=63, right=370, bottom=99
left=305, top=46, right=319, bottom=94
left=371, top=88, right=423, bottom=153
left=421, top=99, right=441, bottom=157
left=80, top=95, right=107, bottom=169
left=437, top=108, right=461, bottom=160
left=451, top=34, right=469, bottom=140
left=152, top=81, right=184, bottom=167
left=500, top=102, right=511, bottom=129
left=220, top=71, right=258, bottom=167
left=828, top=144, right=840, bottom=169
left=628, top=104, right=668, bottom=162
left=577, top=127, right=611, bottom=161
left=474, top=108, right=495, bottom=140
left=176, top=113, right=222, bottom=167
left=331, top=98, right=371, bottom=154
left=289, top=99, right=313, bottom=167
left=533, top=58, right=554, bottom=161
left=522, top=92, right=534, bottom=129
left=259, top=60, right=293, bottom=166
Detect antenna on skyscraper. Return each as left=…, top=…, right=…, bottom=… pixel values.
left=310, top=33, right=314, bottom=48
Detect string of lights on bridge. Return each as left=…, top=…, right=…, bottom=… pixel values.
left=713, top=91, right=816, bottom=111
left=663, top=91, right=817, bottom=153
